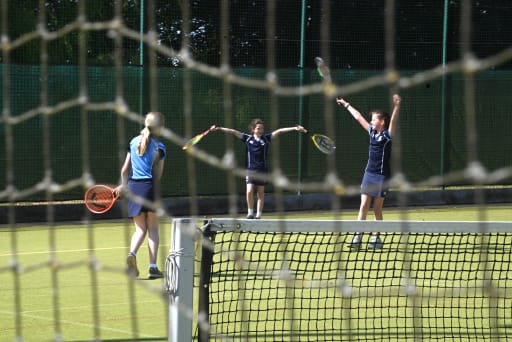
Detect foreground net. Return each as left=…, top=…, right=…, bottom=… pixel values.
left=168, top=218, right=512, bottom=342
left=2, top=1, right=512, bottom=341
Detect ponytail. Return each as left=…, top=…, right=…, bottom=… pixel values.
left=136, top=112, right=165, bottom=156
left=137, top=127, right=151, bottom=156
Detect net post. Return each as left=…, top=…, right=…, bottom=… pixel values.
left=198, top=220, right=215, bottom=342
left=168, top=218, right=195, bottom=342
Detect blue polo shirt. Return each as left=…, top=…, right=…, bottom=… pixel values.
left=365, top=125, right=392, bottom=177
left=241, top=133, right=272, bottom=171
left=129, top=136, right=166, bottom=180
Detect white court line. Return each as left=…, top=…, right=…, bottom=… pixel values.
left=0, top=243, right=171, bottom=257
left=0, top=299, right=166, bottom=338
left=0, top=246, right=127, bottom=257
left=0, top=299, right=160, bottom=315
left=0, top=310, right=160, bottom=338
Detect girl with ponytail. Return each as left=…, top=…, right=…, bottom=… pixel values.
left=114, top=112, right=166, bottom=279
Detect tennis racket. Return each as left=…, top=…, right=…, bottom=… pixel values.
left=304, top=130, right=336, bottom=154
left=84, top=184, right=119, bottom=214
left=182, top=127, right=212, bottom=150
left=314, top=56, right=332, bottom=82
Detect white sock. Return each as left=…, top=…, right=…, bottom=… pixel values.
left=248, top=209, right=254, bottom=215
left=256, top=212, right=262, bottom=218
left=150, top=263, right=157, bottom=268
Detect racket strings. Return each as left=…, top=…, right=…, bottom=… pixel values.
left=313, top=135, right=336, bottom=154
left=86, top=188, right=115, bottom=211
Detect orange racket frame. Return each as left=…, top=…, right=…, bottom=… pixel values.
left=84, top=184, right=119, bottom=214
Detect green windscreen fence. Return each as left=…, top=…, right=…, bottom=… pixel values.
left=0, top=65, right=511, bottom=202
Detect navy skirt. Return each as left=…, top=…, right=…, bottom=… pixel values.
left=127, top=179, right=155, bottom=217
left=245, top=169, right=268, bottom=186
left=360, top=171, right=389, bottom=198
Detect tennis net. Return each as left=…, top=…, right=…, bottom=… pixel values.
left=168, top=218, right=512, bottom=342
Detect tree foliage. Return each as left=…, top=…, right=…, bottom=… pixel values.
left=3, top=1, right=512, bottom=69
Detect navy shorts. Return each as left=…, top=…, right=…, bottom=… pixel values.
left=127, top=179, right=155, bottom=217
left=361, top=172, right=389, bottom=198
left=245, top=169, right=268, bottom=186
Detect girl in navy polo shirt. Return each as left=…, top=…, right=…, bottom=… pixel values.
left=211, top=119, right=305, bottom=219
left=336, top=94, right=401, bottom=249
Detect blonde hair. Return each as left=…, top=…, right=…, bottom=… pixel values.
left=137, top=112, right=165, bottom=156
